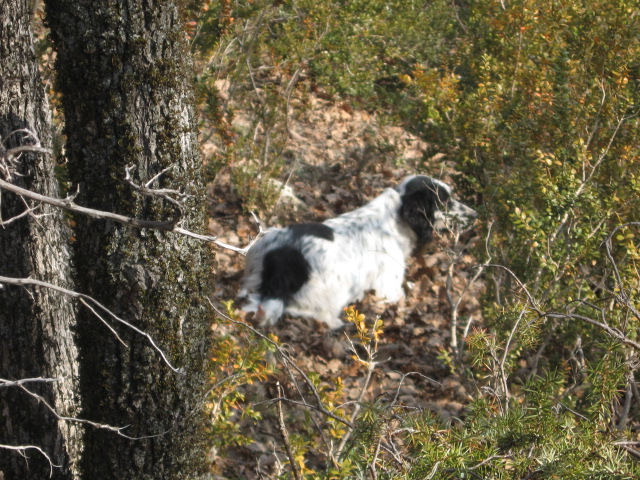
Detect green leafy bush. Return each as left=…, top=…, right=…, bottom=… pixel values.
left=409, top=1, right=640, bottom=476
left=413, top=0, right=640, bottom=373
left=207, top=301, right=276, bottom=451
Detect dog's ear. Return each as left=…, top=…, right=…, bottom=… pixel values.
left=400, top=190, right=436, bottom=245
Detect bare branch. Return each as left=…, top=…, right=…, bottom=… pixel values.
left=369, top=436, right=382, bottom=480
left=1, top=130, right=51, bottom=182
left=0, top=202, right=42, bottom=226
left=389, top=371, right=441, bottom=408
left=0, top=275, right=182, bottom=373
left=275, top=382, right=302, bottom=480
left=335, top=348, right=376, bottom=458
left=498, top=307, right=529, bottom=401
left=1, top=128, right=44, bottom=147
left=13, top=381, right=133, bottom=438
left=0, top=176, right=178, bottom=229
left=0, top=169, right=262, bottom=254
left=618, top=445, right=640, bottom=459
left=1, top=129, right=50, bottom=161
left=1, top=374, right=177, bottom=442
left=476, top=264, right=542, bottom=314
left=542, top=312, right=640, bottom=351
left=603, top=222, right=640, bottom=321
left=0, top=377, right=61, bottom=388
left=254, top=396, right=351, bottom=427
left=1, top=135, right=262, bottom=254
left=478, top=263, right=640, bottom=351
left=0, top=444, right=58, bottom=478
left=124, top=164, right=186, bottom=212
left=469, top=454, right=511, bottom=471
left=2, top=144, right=51, bottom=159
left=0, top=371, right=184, bottom=478
left=444, top=225, right=485, bottom=357
left=78, top=297, right=128, bottom=348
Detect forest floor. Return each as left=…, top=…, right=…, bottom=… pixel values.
left=205, top=94, right=485, bottom=478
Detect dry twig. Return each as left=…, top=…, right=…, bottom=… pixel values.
left=276, top=382, right=302, bottom=480
left=0, top=276, right=182, bottom=373
left=1, top=132, right=263, bottom=254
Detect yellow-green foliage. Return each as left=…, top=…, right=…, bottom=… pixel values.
left=415, top=0, right=640, bottom=299
left=207, top=301, right=276, bottom=449
left=413, top=0, right=640, bottom=405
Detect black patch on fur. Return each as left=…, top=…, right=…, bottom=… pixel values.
left=400, top=176, right=449, bottom=246
left=259, top=246, right=311, bottom=301
left=402, top=176, right=450, bottom=204
left=290, top=222, right=334, bottom=241
left=400, top=191, right=436, bottom=245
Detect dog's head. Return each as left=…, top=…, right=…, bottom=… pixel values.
left=396, top=175, right=477, bottom=245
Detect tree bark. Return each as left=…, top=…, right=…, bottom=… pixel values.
left=0, top=0, right=81, bottom=478
left=45, top=1, right=213, bottom=478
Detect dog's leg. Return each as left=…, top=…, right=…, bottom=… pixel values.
left=370, top=260, right=405, bottom=303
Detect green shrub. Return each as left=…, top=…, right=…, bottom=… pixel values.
left=410, top=1, right=640, bottom=475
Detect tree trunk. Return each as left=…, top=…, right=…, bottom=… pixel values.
left=0, top=0, right=81, bottom=478
left=45, top=1, right=213, bottom=478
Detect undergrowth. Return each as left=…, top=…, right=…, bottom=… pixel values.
left=196, top=0, right=640, bottom=478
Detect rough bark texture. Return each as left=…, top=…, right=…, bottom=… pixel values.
left=45, top=1, right=213, bottom=478
left=0, top=0, right=81, bottom=478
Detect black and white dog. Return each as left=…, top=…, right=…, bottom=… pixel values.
left=238, top=175, right=477, bottom=328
